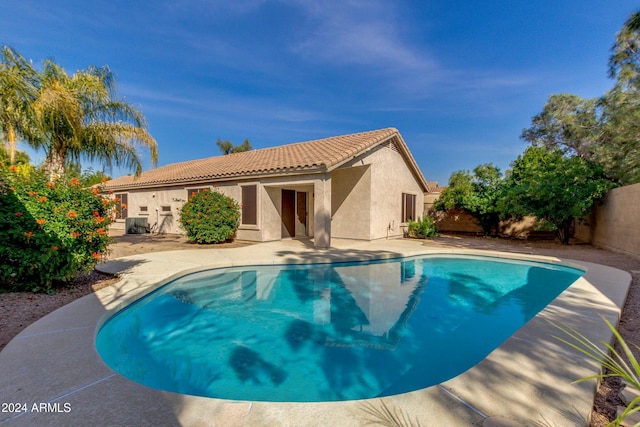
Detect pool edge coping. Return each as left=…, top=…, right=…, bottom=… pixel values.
left=0, top=239, right=632, bottom=426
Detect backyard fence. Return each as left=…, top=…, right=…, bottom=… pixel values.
left=427, top=182, right=640, bottom=257
left=575, top=182, right=640, bottom=259
left=430, top=209, right=554, bottom=239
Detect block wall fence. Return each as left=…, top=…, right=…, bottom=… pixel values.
left=575, top=182, right=640, bottom=259
left=426, top=182, right=639, bottom=257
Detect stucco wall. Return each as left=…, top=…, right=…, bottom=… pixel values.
left=109, top=174, right=322, bottom=242
left=328, top=142, right=425, bottom=240
left=575, top=183, right=640, bottom=258
left=423, top=193, right=440, bottom=212
left=112, top=184, right=240, bottom=234
left=368, top=143, right=425, bottom=240
left=331, top=165, right=371, bottom=240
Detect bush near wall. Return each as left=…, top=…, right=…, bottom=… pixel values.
left=0, top=165, right=115, bottom=292
left=407, top=216, right=439, bottom=238
left=179, top=189, right=240, bottom=244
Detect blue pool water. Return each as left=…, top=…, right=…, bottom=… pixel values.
left=96, top=255, right=583, bottom=402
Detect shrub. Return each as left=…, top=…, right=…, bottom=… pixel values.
left=407, top=216, right=439, bottom=239
left=179, top=189, right=240, bottom=244
left=0, top=165, right=115, bottom=292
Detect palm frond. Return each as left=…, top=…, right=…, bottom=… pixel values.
left=78, top=122, right=158, bottom=175
left=551, top=316, right=640, bottom=426
left=359, top=400, right=422, bottom=427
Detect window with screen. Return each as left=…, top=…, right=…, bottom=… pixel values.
left=402, top=193, right=416, bottom=223
left=241, top=185, right=257, bottom=225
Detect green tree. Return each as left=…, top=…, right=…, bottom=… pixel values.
left=81, top=168, right=110, bottom=187
left=609, top=10, right=640, bottom=89
left=0, top=145, right=30, bottom=165
left=596, top=87, right=640, bottom=184
left=597, top=9, right=640, bottom=185
left=521, top=93, right=599, bottom=159
left=434, top=163, right=504, bottom=236
left=31, top=60, right=158, bottom=178
left=519, top=11, right=640, bottom=186
left=500, top=146, right=613, bottom=244
left=64, top=163, right=111, bottom=187
left=216, top=138, right=252, bottom=155
left=0, top=45, right=39, bottom=165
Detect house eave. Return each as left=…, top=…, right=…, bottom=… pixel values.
left=102, top=165, right=328, bottom=192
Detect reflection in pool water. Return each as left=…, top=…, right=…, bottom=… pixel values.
left=96, top=255, right=583, bottom=402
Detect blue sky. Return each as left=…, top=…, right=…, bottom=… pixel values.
left=1, top=1, right=637, bottom=184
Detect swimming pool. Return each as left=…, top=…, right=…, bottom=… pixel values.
left=96, top=254, right=583, bottom=402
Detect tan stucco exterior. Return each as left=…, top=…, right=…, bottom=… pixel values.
left=330, top=142, right=425, bottom=240
left=108, top=130, right=428, bottom=247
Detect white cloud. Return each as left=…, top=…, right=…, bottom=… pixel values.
left=289, top=1, right=437, bottom=71
left=284, top=0, right=535, bottom=103
left=121, top=82, right=324, bottom=125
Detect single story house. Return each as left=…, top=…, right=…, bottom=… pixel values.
left=103, top=128, right=430, bottom=248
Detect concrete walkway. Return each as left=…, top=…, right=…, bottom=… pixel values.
left=0, top=239, right=632, bottom=426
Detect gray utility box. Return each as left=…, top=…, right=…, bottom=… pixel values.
left=125, top=217, right=148, bottom=234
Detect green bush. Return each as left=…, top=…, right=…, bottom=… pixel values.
left=407, top=216, right=439, bottom=239
left=0, top=165, right=115, bottom=292
left=179, top=189, right=240, bottom=244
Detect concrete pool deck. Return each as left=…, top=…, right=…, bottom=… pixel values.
left=0, top=238, right=632, bottom=426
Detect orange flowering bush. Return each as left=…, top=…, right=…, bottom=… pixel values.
left=179, top=190, right=240, bottom=244
left=0, top=166, right=115, bottom=292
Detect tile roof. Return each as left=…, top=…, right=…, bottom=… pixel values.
left=426, top=182, right=443, bottom=193
left=103, top=128, right=428, bottom=191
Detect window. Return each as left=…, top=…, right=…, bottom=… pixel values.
left=160, top=205, right=172, bottom=216
left=187, top=188, right=208, bottom=199
left=139, top=206, right=148, bottom=215
left=241, top=185, right=257, bottom=225
left=115, top=193, right=128, bottom=219
left=402, top=193, right=416, bottom=223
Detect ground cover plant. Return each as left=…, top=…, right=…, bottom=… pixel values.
left=179, top=189, right=240, bottom=244
left=0, top=165, right=114, bottom=292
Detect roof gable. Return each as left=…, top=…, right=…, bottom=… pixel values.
left=103, top=128, right=428, bottom=191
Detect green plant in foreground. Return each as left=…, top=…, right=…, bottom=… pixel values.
left=179, top=189, right=240, bottom=244
left=0, top=165, right=114, bottom=292
left=552, top=317, right=640, bottom=426
left=407, top=216, right=439, bottom=239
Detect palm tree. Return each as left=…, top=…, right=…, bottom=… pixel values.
left=33, top=59, right=158, bottom=177
left=0, top=45, right=39, bottom=165
left=216, top=138, right=252, bottom=155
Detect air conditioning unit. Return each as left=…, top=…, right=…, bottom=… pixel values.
left=125, top=217, right=148, bottom=234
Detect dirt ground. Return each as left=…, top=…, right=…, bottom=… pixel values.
left=1, top=232, right=638, bottom=426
